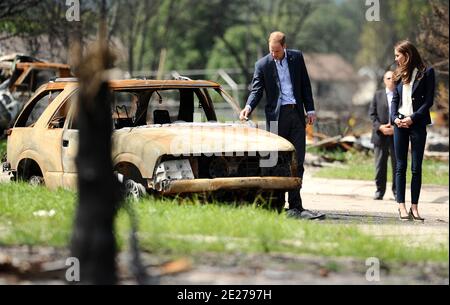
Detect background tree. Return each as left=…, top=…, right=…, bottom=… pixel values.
left=0, top=0, right=39, bottom=20
left=70, top=2, right=121, bottom=284
left=0, top=0, right=99, bottom=60
left=298, top=1, right=366, bottom=63
left=418, top=0, right=449, bottom=121
left=356, top=0, right=430, bottom=72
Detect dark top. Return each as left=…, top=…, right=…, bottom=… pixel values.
left=390, top=67, right=435, bottom=126
left=369, top=89, right=392, bottom=146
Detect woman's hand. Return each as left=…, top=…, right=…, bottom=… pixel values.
left=402, top=117, right=413, bottom=127
left=394, top=117, right=413, bottom=128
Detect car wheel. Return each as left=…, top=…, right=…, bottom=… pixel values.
left=114, top=163, right=147, bottom=199
left=29, top=175, right=44, bottom=186
left=124, top=179, right=146, bottom=199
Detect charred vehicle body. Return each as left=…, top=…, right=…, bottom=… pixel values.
left=3, top=78, right=301, bottom=210
left=0, top=54, right=72, bottom=136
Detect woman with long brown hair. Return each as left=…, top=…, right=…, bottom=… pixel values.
left=391, top=40, right=435, bottom=221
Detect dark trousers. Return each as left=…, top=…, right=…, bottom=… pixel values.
left=277, top=105, right=305, bottom=210
left=374, top=137, right=396, bottom=197
left=394, top=125, right=427, bottom=204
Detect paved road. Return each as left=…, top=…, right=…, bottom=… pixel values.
left=300, top=173, right=449, bottom=248
left=301, top=174, right=448, bottom=222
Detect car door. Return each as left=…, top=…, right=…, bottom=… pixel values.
left=61, top=90, right=79, bottom=189
left=7, top=87, right=65, bottom=188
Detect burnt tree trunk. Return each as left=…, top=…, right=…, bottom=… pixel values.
left=70, top=37, right=121, bottom=284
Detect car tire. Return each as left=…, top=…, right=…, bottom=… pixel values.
left=124, top=179, right=146, bottom=199
left=29, top=175, right=44, bottom=186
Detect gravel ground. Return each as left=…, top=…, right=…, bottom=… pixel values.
left=0, top=245, right=448, bottom=285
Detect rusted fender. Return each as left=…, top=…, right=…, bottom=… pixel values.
left=155, top=177, right=302, bottom=194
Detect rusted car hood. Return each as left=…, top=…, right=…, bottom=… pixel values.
left=113, top=122, right=294, bottom=155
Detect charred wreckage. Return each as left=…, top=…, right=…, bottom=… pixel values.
left=2, top=77, right=301, bottom=211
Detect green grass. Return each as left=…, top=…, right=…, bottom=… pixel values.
left=0, top=140, right=6, bottom=158
left=0, top=183, right=76, bottom=246
left=310, top=149, right=449, bottom=186
left=0, top=183, right=448, bottom=263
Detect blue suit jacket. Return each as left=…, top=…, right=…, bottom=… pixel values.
left=246, top=49, right=314, bottom=126
left=390, top=67, right=435, bottom=126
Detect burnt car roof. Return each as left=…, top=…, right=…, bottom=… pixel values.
left=0, top=54, right=70, bottom=73
left=0, top=54, right=73, bottom=93
left=42, top=78, right=222, bottom=91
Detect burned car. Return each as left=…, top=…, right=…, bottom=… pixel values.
left=4, top=78, right=300, bottom=210
left=0, top=53, right=72, bottom=135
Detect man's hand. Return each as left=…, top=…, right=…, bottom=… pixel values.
left=379, top=124, right=394, bottom=136
left=307, top=112, right=316, bottom=125
left=240, top=106, right=251, bottom=121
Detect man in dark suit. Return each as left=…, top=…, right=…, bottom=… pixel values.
left=239, top=31, right=324, bottom=220
left=369, top=71, right=397, bottom=200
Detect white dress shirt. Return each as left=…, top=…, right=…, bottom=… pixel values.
left=386, top=88, right=394, bottom=123
left=398, top=68, right=418, bottom=117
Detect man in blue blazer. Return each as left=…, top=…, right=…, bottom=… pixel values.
left=240, top=31, right=325, bottom=220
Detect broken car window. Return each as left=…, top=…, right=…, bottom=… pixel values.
left=112, top=91, right=138, bottom=129
left=108, top=87, right=228, bottom=129
left=146, top=88, right=214, bottom=125
left=15, top=90, right=63, bottom=127
left=48, top=91, right=77, bottom=129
